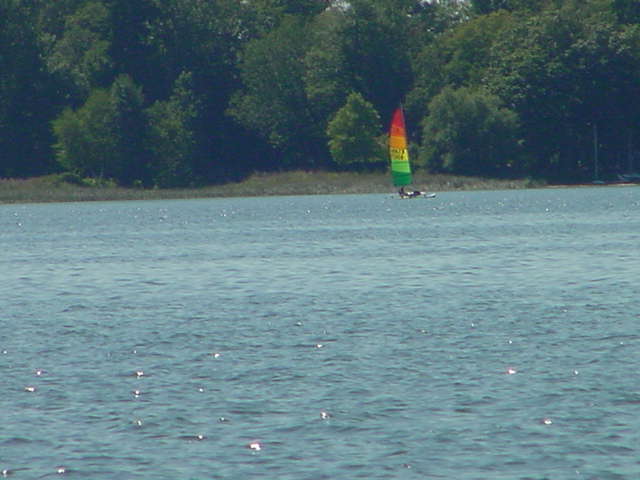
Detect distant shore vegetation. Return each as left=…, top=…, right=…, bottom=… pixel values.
left=3, top=1, right=640, bottom=189
left=0, top=171, right=542, bottom=204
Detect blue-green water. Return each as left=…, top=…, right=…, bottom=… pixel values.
left=1, top=187, right=639, bottom=479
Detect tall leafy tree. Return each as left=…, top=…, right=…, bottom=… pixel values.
left=46, top=1, right=113, bottom=103
left=420, top=86, right=520, bottom=176
left=326, top=91, right=384, bottom=169
left=487, top=1, right=640, bottom=180
left=408, top=10, right=512, bottom=129
left=104, top=0, right=159, bottom=94
left=303, top=8, right=351, bottom=125
left=230, top=16, right=325, bottom=168
left=52, top=88, right=117, bottom=179
left=147, top=0, right=250, bottom=181
left=110, top=74, right=149, bottom=185
left=0, top=0, right=56, bottom=176
left=303, top=0, right=441, bottom=128
left=52, top=75, right=149, bottom=183
left=146, top=71, right=199, bottom=187
left=341, top=0, right=412, bottom=119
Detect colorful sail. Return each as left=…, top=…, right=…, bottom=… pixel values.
left=389, top=107, right=412, bottom=187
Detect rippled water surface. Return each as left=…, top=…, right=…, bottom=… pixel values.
left=2, top=187, right=640, bottom=479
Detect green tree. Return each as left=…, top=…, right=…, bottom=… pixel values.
left=229, top=16, right=325, bottom=168
left=52, top=75, right=150, bottom=183
left=326, top=92, right=384, bottom=169
left=407, top=11, right=512, bottom=131
left=46, top=1, right=113, bottom=103
left=146, top=72, right=199, bottom=187
left=303, top=8, right=351, bottom=125
left=341, top=0, right=413, bottom=118
left=110, top=74, right=149, bottom=185
left=146, top=0, right=251, bottom=181
left=612, top=0, right=640, bottom=23
left=0, top=0, right=56, bottom=176
left=487, top=2, right=640, bottom=180
left=420, top=86, right=520, bottom=176
left=34, top=0, right=82, bottom=35
left=303, top=0, right=448, bottom=131
left=52, top=88, right=118, bottom=179
left=104, top=0, right=158, bottom=92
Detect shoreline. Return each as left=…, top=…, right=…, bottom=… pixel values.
left=0, top=170, right=631, bottom=205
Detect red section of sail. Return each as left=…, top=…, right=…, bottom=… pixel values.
left=389, top=107, right=406, bottom=139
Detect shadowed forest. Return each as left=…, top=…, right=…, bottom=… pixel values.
left=3, top=0, right=640, bottom=187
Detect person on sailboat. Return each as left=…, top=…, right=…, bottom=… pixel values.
left=399, top=186, right=421, bottom=198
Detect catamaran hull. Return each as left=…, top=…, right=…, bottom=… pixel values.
left=395, top=192, right=436, bottom=199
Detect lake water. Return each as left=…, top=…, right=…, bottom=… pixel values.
left=1, top=187, right=639, bottom=479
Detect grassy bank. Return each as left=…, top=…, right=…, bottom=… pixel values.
left=0, top=171, right=538, bottom=205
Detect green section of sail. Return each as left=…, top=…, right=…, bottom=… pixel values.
left=390, top=149, right=412, bottom=186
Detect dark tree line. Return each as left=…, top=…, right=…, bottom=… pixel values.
left=2, top=0, right=640, bottom=186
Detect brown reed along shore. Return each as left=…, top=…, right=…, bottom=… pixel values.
left=0, top=171, right=539, bottom=205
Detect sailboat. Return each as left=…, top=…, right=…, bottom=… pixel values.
left=388, top=106, right=435, bottom=198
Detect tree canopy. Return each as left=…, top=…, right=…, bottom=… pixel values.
left=2, top=0, right=640, bottom=184
left=327, top=91, right=384, bottom=169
